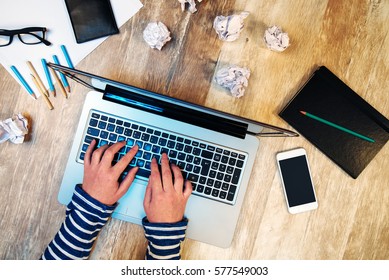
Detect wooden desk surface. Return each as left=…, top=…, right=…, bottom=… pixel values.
left=1, top=0, right=388, bottom=260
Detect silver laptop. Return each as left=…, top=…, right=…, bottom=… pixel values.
left=49, top=63, right=297, bottom=248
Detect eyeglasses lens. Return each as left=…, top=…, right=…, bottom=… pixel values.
left=0, top=35, right=11, bottom=46
left=18, top=30, right=45, bottom=45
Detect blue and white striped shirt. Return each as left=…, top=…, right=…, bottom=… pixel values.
left=41, top=185, right=188, bottom=260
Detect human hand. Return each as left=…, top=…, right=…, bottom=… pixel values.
left=143, top=153, right=192, bottom=223
left=82, top=139, right=139, bottom=205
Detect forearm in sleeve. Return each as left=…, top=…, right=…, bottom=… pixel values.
left=41, top=185, right=116, bottom=260
left=142, top=217, right=188, bottom=260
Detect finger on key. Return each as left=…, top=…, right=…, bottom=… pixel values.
left=114, top=144, right=139, bottom=175
left=100, top=141, right=127, bottom=167
left=160, top=153, right=174, bottom=192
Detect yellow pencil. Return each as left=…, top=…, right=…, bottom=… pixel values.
left=31, top=74, right=54, bottom=110
left=26, top=61, right=49, bottom=97
left=49, top=67, right=68, bottom=99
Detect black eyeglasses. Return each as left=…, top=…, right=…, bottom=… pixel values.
left=0, top=27, right=52, bottom=47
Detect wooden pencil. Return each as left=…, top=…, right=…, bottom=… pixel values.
left=26, top=61, right=49, bottom=97
left=49, top=67, right=68, bottom=99
left=31, top=74, right=54, bottom=110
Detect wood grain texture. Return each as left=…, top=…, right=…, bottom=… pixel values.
left=0, top=0, right=388, bottom=260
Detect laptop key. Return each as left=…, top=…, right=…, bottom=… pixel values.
left=109, top=133, right=117, bottom=141
left=227, top=185, right=237, bottom=201
left=107, top=124, right=115, bottom=132
left=91, top=113, right=100, bottom=119
left=141, top=133, right=150, bottom=142
left=98, top=121, right=107, bottom=129
left=200, top=159, right=211, bottom=176
left=150, top=135, right=158, bottom=144
left=201, top=150, right=213, bottom=159
left=84, top=135, right=94, bottom=143
left=115, top=126, right=124, bottom=134
left=89, top=118, right=98, bottom=127
left=222, top=183, right=229, bottom=191
left=193, top=166, right=201, bottom=174
left=206, top=178, right=214, bottom=187
left=87, top=127, right=100, bottom=137
left=232, top=168, right=242, bottom=184
left=133, top=131, right=141, bottom=139
left=193, top=148, right=201, bottom=156
left=187, top=173, right=199, bottom=182
left=219, top=191, right=227, bottom=200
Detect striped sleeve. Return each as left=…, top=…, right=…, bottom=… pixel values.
left=142, top=217, right=188, bottom=260
left=41, top=184, right=116, bottom=260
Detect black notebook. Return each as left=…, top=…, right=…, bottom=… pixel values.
left=65, top=0, right=119, bottom=44
left=279, top=66, right=389, bottom=178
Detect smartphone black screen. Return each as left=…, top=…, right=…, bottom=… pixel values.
left=279, top=155, right=316, bottom=207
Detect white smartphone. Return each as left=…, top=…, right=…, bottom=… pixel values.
left=276, top=148, right=318, bottom=214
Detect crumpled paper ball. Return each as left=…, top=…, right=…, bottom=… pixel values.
left=143, top=22, right=172, bottom=50
left=178, top=0, right=203, bottom=13
left=213, top=12, right=250, bottom=42
left=0, top=113, right=29, bottom=144
left=263, top=25, right=290, bottom=52
left=215, top=65, right=250, bottom=98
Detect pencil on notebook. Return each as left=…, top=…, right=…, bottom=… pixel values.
left=49, top=67, right=68, bottom=99
left=31, top=74, right=54, bottom=110
left=26, top=61, right=49, bottom=97
left=300, top=110, right=375, bottom=143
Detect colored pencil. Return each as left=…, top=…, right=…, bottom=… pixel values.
left=41, top=59, right=56, bottom=97
left=53, top=55, right=70, bottom=93
left=60, top=45, right=74, bottom=68
left=300, top=111, right=375, bottom=143
left=10, top=65, right=37, bottom=100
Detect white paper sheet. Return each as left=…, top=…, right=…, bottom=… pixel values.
left=0, top=0, right=143, bottom=94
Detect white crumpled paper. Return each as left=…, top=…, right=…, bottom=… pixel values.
left=215, top=65, right=250, bottom=98
left=264, top=25, right=290, bottom=52
left=178, top=0, right=203, bottom=13
left=143, top=22, right=172, bottom=50
left=0, top=113, right=28, bottom=144
left=213, top=12, right=249, bottom=42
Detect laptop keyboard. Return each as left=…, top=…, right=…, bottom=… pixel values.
left=77, top=110, right=248, bottom=205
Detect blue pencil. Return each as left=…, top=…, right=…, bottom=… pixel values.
left=41, top=59, right=56, bottom=97
left=60, top=45, right=74, bottom=68
left=53, top=55, right=70, bottom=93
left=10, top=65, right=37, bottom=100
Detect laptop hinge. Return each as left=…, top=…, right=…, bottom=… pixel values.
left=47, top=62, right=298, bottom=138
left=103, top=85, right=249, bottom=139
